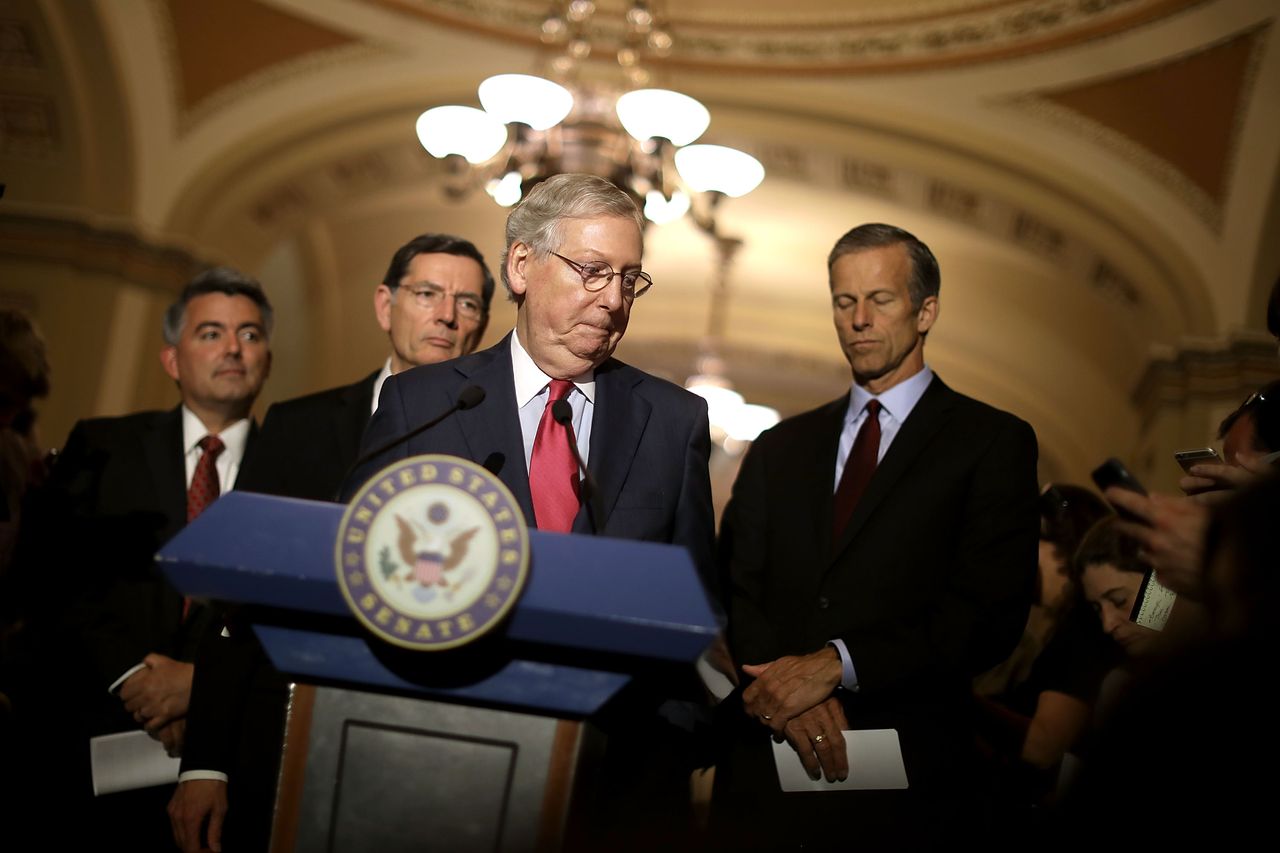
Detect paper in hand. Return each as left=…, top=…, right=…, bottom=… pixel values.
left=773, top=728, right=908, bottom=792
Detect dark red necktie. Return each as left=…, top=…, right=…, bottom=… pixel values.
left=186, top=434, right=225, bottom=522
left=529, top=380, right=580, bottom=532
left=832, top=399, right=881, bottom=539
left=184, top=434, right=224, bottom=618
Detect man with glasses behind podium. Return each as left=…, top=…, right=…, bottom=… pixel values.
left=343, top=172, right=716, bottom=849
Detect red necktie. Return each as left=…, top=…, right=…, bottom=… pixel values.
left=184, top=434, right=225, bottom=618
left=529, top=379, right=580, bottom=532
left=832, top=399, right=881, bottom=539
left=187, top=434, right=225, bottom=522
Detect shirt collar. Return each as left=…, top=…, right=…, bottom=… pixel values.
left=509, top=328, right=596, bottom=407
left=847, top=365, right=934, bottom=425
left=370, top=357, right=394, bottom=416
left=180, top=405, right=251, bottom=461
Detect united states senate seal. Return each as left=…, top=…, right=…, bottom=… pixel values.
left=335, top=455, right=530, bottom=651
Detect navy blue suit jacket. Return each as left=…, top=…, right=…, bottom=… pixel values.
left=343, top=335, right=716, bottom=586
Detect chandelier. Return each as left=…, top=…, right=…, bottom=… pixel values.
left=413, top=0, right=764, bottom=217
left=415, top=0, right=777, bottom=444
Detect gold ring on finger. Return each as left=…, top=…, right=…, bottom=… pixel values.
left=813, top=733, right=826, bottom=744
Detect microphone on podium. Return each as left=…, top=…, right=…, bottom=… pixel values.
left=338, top=385, right=485, bottom=500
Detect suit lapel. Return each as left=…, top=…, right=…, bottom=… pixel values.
left=809, top=397, right=849, bottom=556
left=452, top=337, right=535, bottom=524
left=830, top=376, right=958, bottom=562
left=335, top=370, right=379, bottom=467
left=578, top=360, right=650, bottom=534
left=143, top=407, right=188, bottom=531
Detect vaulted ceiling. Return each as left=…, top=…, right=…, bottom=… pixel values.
left=3, top=0, right=1278, bottom=486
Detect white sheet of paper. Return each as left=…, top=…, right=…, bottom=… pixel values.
left=89, top=729, right=181, bottom=796
left=772, top=728, right=909, bottom=792
left=695, top=649, right=735, bottom=703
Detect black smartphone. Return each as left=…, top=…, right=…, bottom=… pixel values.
left=1091, top=457, right=1147, bottom=524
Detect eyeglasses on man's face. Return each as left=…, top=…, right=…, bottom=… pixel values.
left=397, top=284, right=486, bottom=322
left=550, top=252, right=653, bottom=299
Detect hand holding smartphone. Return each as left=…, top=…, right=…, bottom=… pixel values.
left=1091, top=457, right=1147, bottom=501
left=1174, top=447, right=1222, bottom=473
left=1090, top=457, right=1177, bottom=630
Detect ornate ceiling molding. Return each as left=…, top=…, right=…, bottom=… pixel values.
left=0, top=212, right=208, bottom=291
left=1132, top=332, right=1280, bottom=428
left=0, top=94, right=59, bottom=157
left=368, top=0, right=1207, bottom=74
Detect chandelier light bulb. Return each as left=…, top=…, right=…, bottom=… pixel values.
left=541, top=15, right=566, bottom=42
left=724, top=403, right=781, bottom=442
left=478, top=74, right=574, bottom=130
left=415, top=105, right=508, bottom=164
left=567, top=0, right=596, bottom=23
left=675, top=144, right=765, bottom=197
left=648, top=29, right=673, bottom=55
left=627, top=3, right=654, bottom=32
left=686, top=382, right=746, bottom=426
left=644, top=189, right=690, bottom=224
left=486, top=171, right=523, bottom=207
left=616, top=89, right=709, bottom=146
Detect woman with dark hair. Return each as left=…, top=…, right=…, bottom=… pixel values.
left=1052, top=474, right=1278, bottom=849
left=1070, top=516, right=1163, bottom=659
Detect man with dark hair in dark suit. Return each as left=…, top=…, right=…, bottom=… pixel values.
left=712, top=223, right=1040, bottom=849
left=169, top=233, right=494, bottom=853
left=9, top=267, right=272, bottom=845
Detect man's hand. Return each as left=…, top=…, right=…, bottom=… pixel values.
left=1180, top=453, right=1270, bottom=500
left=781, top=698, right=849, bottom=782
left=169, top=779, right=228, bottom=853
left=1106, top=487, right=1209, bottom=597
left=119, top=653, right=193, bottom=731
left=153, top=719, right=186, bottom=758
left=741, top=646, right=843, bottom=735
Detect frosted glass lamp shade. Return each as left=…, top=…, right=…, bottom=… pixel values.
left=675, top=144, right=765, bottom=197
left=644, top=189, right=690, bottom=224
left=724, top=403, right=780, bottom=442
left=478, top=74, right=574, bottom=130
left=616, top=89, right=709, bottom=146
left=416, top=106, right=508, bottom=164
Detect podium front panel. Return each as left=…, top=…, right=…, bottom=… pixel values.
left=286, top=686, right=577, bottom=853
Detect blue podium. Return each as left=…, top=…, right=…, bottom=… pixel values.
left=158, top=491, right=717, bottom=852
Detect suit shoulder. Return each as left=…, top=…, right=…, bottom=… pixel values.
left=66, top=409, right=172, bottom=444
left=610, top=360, right=706, bottom=413
left=940, top=385, right=1034, bottom=434
left=756, top=397, right=845, bottom=444
left=263, top=374, right=374, bottom=420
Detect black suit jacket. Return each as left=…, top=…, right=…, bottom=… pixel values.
left=182, top=372, right=378, bottom=804
left=234, top=370, right=378, bottom=501
left=344, top=335, right=716, bottom=583
left=716, top=375, right=1039, bottom=838
left=34, top=408, right=255, bottom=733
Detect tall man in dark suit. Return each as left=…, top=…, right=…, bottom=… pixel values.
left=342, top=173, right=716, bottom=847
left=168, top=233, right=495, bottom=852
left=15, top=268, right=272, bottom=844
left=713, top=224, right=1039, bottom=849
